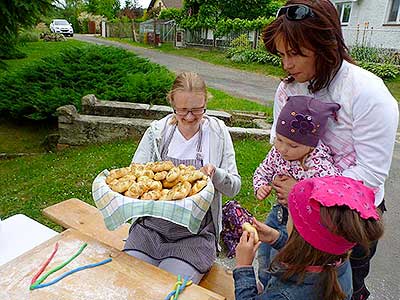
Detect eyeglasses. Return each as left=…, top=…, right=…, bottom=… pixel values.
left=173, top=107, right=206, bottom=116
left=276, top=4, right=315, bottom=21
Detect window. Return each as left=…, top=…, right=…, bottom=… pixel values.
left=336, top=2, right=352, bottom=24
left=387, top=0, right=400, bottom=23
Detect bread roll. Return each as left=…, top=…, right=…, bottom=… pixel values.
left=242, top=222, right=259, bottom=244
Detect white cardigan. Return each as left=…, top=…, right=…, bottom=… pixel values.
left=271, top=60, right=399, bottom=205
left=132, top=114, right=241, bottom=248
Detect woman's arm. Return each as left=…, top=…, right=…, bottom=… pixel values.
left=343, top=87, right=398, bottom=194
left=132, top=127, right=155, bottom=164
left=212, top=123, right=241, bottom=197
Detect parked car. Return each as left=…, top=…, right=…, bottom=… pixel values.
left=50, top=19, right=74, bottom=37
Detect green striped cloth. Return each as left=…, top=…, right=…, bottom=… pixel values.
left=92, top=169, right=215, bottom=234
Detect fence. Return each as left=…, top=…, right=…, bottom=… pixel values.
left=342, top=24, right=400, bottom=52
left=183, top=29, right=261, bottom=50
left=104, top=19, right=175, bottom=43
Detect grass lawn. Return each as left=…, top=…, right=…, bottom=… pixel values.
left=0, top=40, right=274, bottom=231
left=0, top=138, right=273, bottom=231
left=109, top=38, right=400, bottom=101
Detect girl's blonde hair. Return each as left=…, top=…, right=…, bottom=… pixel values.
left=167, top=72, right=207, bottom=105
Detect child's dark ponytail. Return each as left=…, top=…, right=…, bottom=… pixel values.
left=321, top=264, right=346, bottom=300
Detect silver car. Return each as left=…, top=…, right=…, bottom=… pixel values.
left=50, top=19, right=74, bottom=37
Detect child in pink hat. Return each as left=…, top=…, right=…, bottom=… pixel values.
left=253, top=95, right=341, bottom=287
left=234, top=176, right=384, bottom=300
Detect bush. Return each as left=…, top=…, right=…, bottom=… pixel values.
left=0, top=45, right=175, bottom=121
left=18, top=29, right=40, bottom=43
left=226, top=34, right=281, bottom=66
left=357, top=61, right=400, bottom=80
left=40, top=32, right=66, bottom=42
left=350, top=46, right=400, bottom=66
left=226, top=34, right=251, bottom=58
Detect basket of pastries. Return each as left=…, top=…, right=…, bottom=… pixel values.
left=92, top=161, right=215, bottom=233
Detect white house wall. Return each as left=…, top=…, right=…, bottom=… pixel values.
left=332, top=0, right=400, bottom=49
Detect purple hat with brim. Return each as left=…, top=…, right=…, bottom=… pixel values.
left=276, top=96, right=340, bottom=147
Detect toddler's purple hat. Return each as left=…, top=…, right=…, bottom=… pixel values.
left=288, top=176, right=380, bottom=255
left=276, top=96, right=340, bottom=147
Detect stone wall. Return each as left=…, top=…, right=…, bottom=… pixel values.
left=57, top=95, right=270, bottom=147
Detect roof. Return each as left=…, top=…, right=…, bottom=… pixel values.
left=148, top=0, right=183, bottom=10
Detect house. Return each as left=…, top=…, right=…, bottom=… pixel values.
left=147, top=0, right=183, bottom=11
left=330, top=0, right=400, bottom=49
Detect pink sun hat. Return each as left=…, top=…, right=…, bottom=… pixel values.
left=288, top=176, right=380, bottom=255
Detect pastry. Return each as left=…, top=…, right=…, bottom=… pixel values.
left=189, top=179, right=208, bottom=196
left=242, top=222, right=259, bottom=244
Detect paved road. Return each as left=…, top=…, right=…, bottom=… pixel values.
left=73, top=34, right=280, bottom=105
left=74, top=34, right=400, bottom=300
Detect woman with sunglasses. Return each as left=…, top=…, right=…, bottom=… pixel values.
left=258, top=1, right=398, bottom=299
left=123, top=72, right=241, bottom=283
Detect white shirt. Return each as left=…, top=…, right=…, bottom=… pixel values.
left=271, top=60, right=399, bottom=205
left=166, top=119, right=211, bottom=164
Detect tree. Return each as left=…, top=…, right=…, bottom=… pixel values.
left=183, top=0, right=284, bottom=21
left=120, top=0, right=143, bottom=19
left=0, top=0, right=53, bottom=60
left=55, top=0, right=85, bottom=34
left=85, top=0, right=121, bottom=20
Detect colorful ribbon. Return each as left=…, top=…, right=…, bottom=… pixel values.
left=30, top=242, right=112, bottom=290
left=164, top=275, right=193, bottom=300
left=30, top=242, right=59, bottom=285
left=31, top=258, right=112, bottom=290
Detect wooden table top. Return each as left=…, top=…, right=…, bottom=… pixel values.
left=0, top=229, right=225, bottom=300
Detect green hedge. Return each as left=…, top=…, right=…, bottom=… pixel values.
left=0, top=44, right=175, bottom=121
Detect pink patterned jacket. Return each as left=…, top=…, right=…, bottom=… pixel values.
left=253, top=142, right=342, bottom=193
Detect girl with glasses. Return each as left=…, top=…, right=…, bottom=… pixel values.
left=259, top=1, right=398, bottom=299
left=123, top=72, right=241, bottom=283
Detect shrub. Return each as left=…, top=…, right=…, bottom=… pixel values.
left=357, top=61, right=400, bottom=80
left=40, top=32, right=66, bottom=42
left=226, top=34, right=281, bottom=66
left=350, top=46, right=400, bottom=66
left=226, top=34, right=251, bottom=58
left=18, top=29, right=40, bottom=43
left=0, top=44, right=175, bottom=121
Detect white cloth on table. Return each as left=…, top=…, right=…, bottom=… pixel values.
left=0, top=214, right=57, bottom=266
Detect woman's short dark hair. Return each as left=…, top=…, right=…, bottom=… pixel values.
left=263, top=0, right=354, bottom=93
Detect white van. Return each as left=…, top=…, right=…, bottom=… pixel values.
left=50, top=19, right=74, bottom=37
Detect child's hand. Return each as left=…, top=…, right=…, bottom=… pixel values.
left=256, top=185, right=272, bottom=200
left=272, top=175, right=297, bottom=205
left=252, top=219, right=280, bottom=244
left=235, top=231, right=261, bottom=268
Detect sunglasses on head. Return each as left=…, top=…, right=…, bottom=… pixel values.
left=276, top=4, right=315, bottom=20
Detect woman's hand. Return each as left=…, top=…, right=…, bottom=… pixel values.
left=252, top=219, right=279, bottom=244
left=200, top=164, right=216, bottom=177
left=256, top=185, right=272, bottom=200
left=235, top=231, right=261, bottom=268
left=272, top=175, right=297, bottom=205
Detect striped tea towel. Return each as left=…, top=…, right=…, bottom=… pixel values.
left=92, top=169, right=215, bottom=234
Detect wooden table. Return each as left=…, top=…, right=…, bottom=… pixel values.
left=0, top=229, right=225, bottom=300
